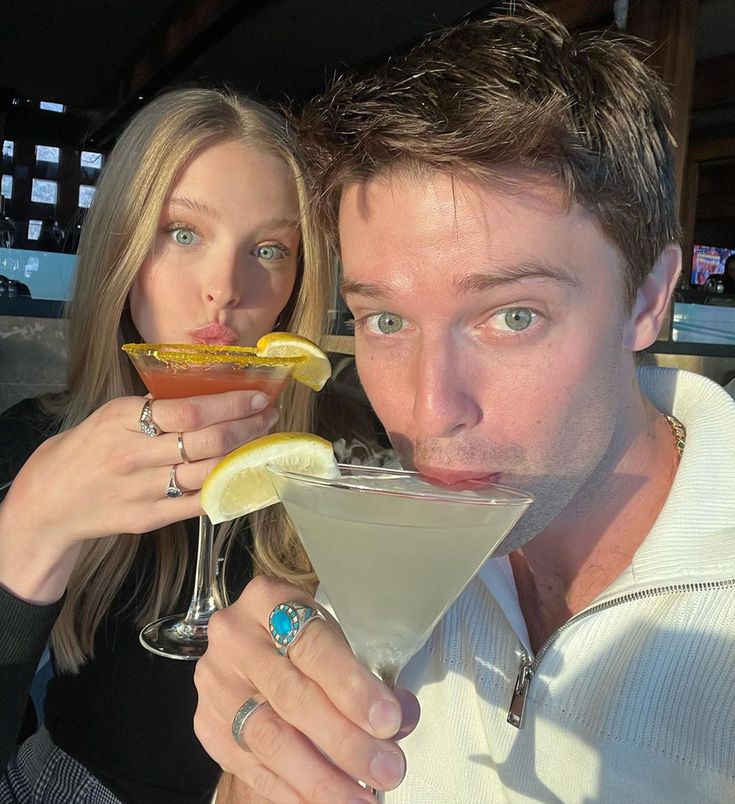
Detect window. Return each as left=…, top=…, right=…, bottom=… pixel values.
left=35, top=145, right=60, bottom=164
left=78, top=185, right=96, bottom=208
left=2, top=141, right=12, bottom=173
left=40, top=101, right=65, bottom=113
left=1, top=175, right=12, bottom=200
left=27, top=220, right=42, bottom=240
left=31, top=179, right=57, bottom=204
left=80, top=150, right=103, bottom=184
left=80, top=151, right=103, bottom=170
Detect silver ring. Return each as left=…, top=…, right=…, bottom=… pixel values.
left=268, top=601, right=326, bottom=656
left=176, top=432, right=190, bottom=463
left=231, top=695, right=270, bottom=751
left=139, top=398, right=161, bottom=437
left=165, top=464, right=184, bottom=498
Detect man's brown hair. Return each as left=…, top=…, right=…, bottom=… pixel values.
left=297, top=2, right=681, bottom=306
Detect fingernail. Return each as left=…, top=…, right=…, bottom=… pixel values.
left=265, top=408, right=280, bottom=428
left=251, top=392, right=269, bottom=411
left=368, top=699, right=402, bottom=738
left=369, top=750, right=405, bottom=790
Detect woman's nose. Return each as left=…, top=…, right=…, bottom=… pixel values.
left=202, top=250, right=244, bottom=309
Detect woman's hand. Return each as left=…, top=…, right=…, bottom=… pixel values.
left=194, top=575, right=420, bottom=804
left=0, top=390, right=278, bottom=603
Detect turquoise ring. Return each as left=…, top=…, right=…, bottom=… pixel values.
left=268, top=601, right=326, bottom=656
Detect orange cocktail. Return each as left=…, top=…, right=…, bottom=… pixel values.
left=138, top=366, right=288, bottom=401
left=123, top=343, right=305, bottom=402
left=121, top=341, right=307, bottom=660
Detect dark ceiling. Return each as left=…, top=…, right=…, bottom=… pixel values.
left=2, top=0, right=735, bottom=151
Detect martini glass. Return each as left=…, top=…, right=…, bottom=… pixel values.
left=266, top=463, right=532, bottom=796
left=124, top=342, right=304, bottom=660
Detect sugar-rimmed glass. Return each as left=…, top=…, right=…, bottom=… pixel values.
left=124, top=342, right=304, bottom=660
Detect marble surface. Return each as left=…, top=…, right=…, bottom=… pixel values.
left=0, top=315, right=68, bottom=413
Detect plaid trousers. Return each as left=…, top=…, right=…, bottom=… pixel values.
left=0, top=729, right=121, bottom=804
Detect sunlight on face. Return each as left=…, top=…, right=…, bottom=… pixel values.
left=339, top=170, right=640, bottom=547
left=129, top=139, right=300, bottom=346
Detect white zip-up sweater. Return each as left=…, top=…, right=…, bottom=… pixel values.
left=388, top=368, right=735, bottom=804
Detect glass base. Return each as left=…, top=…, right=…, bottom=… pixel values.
left=139, top=614, right=208, bottom=660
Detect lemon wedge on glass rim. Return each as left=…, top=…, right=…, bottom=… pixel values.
left=201, top=433, right=339, bottom=524
left=256, top=332, right=331, bottom=391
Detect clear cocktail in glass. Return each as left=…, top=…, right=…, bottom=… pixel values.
left=266, top=464, right=532, bottom=686
left=124, top=342, right=305, bottom=660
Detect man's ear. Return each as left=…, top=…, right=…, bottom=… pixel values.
left=623, top=243, right=681, bottom=351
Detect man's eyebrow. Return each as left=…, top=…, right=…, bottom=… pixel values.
left=341, top=262, right=581, bottom=299
left=340, top=278, right=393, bottom=299
left=456, top=262, right=582, bottom=293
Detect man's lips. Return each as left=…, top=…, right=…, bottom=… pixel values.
left=415, top=467, right=501, bottom=490
left=189, top=324, right=239, bottom=345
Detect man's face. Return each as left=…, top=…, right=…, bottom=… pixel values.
left=339, top=170, right=643, bottom=548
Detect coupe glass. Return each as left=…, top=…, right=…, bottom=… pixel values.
left=124, top=342, right=304, bottom=660
left=266, top=463, right=533, bottom=797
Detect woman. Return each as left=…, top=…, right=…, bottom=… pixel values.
left=0, top=87, right=332, bottom=803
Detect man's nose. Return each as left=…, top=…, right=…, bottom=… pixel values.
left=410, top=335, right=482, bottom=438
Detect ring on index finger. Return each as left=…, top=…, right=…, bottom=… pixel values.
left=268, top=601, right=326, bottom=657
left=232, top=695, right=271, bottom=751
left=138, top=398, right=162, bottom=437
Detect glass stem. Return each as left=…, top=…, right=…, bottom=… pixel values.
left=182, top=514, right=218, bottom=627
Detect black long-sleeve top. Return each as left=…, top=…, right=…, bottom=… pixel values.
left=0, top=398, right=252, bottom=803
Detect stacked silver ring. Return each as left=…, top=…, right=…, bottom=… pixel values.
left=138, top=398, right=161, bottom=437
left=231, top=695, right=270, bottom=751
left=165, top=465, right=184, bottom=498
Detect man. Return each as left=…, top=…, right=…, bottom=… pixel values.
left=194, top=6, right=735, bottom=802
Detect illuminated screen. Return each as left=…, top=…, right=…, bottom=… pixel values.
left=691, top=245, right=735, bottom=286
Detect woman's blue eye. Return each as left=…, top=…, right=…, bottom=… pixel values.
left=374, top=312, right=403, bottom=334
left=255, top=244, right=287, bottom=260
left=502, top=308, right=534, bottom=331
left=170, top=227, right=196, bottom=246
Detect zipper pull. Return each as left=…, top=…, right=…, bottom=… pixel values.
left=507, top=655, right=533, bottom=729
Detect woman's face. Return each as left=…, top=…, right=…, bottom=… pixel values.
left=129, top=139, right=300, bottom=345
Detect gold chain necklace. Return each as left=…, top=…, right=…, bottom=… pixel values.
left=665, top=414, right=686, bottom=459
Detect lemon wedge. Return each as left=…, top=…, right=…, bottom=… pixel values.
left=256, top=333, right=331, bottom=391
left=201, top=433, right=339, bottom=524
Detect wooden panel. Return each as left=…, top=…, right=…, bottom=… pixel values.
left=626, top=0, right=698, bottom=211
left=542, top=0, right=612, bottom=28
left=693, top=52, right=735, bottom=111
left=626, top=0, right=699, bottom=340
left=688, top=136, right=735, bottom=163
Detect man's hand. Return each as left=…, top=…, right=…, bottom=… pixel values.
left=194, top=575, right=420, bottom=803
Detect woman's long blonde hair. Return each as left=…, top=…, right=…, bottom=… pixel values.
left=47, top=87, right=333, bottom=671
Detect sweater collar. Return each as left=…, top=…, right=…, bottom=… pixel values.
left=596, top=366, right=735, bottom=598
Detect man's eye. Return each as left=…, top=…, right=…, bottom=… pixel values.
left=366, top=312, right=403, bottom=335
left=169, top=227, right=198, bottom=246
left=254, top=244, right=288, bottom=261
left=492, top=307, right=536, bottom=332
